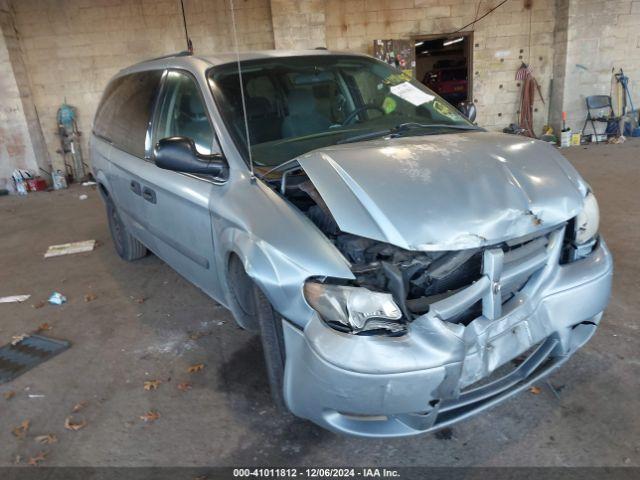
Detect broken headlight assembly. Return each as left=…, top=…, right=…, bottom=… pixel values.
left=563, top=191, right=599, bottom=263
left=304, top=280, right=406, bottom=335
left=575, top=191, right=600, bottom=244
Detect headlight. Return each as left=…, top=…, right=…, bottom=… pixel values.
left=575, top=191, right=599, bottom=244
left=304, top=281, right=405, bottom=334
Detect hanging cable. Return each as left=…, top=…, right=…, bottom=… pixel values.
left=228, top=0, right=254, bottom=178
left=445, top=0, right=511, bottom=36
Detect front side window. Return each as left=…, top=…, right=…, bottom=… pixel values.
left=208, top=55, right=473, bottom=167
left=154, top=71, right=214, bottom=155
left=94, top=70, right=162, bottom=158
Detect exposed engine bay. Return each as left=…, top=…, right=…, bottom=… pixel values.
left=269, top=168, right=489, bottom=333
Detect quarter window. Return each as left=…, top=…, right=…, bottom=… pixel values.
left=93, top=70, right=162, bottom=158
left=154, top=71, right=214, bottom=155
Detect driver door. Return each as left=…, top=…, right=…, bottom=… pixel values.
left=143, top=70, right=223, bottom=300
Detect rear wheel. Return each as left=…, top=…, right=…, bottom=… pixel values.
left=106, top=198, right=147, bottom=261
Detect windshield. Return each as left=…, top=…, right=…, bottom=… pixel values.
left=208, top=55, right=474, bottom=167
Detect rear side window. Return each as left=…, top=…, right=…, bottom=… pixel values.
left=94, top=70, right=163, bottom=158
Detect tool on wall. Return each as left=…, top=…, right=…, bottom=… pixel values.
left=56, top=100, right=87, bottom=183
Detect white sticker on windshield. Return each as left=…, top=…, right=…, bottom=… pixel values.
left=390, top=82, right=435, bottom=106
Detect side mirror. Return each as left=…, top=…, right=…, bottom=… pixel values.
left=457, top=101, right=477, bottom=123
left=154, top=137, right=227, bottom=177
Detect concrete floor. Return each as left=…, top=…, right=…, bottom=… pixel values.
left=0, top=140, right=639, bottom=467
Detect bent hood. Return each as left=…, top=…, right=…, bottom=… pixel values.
left=297, top=132, right=586, bottom=251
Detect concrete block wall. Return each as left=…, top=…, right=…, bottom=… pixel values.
left=322, top=0, right=557, bottom=132
left=2, top=0, right=640, bottom=181
left=271, top=0, right=326, bottom=49
left=9, top=0, right=275, bottom=173
left=556, top=0, right=640, bottom=134
left=0, top=0, right=44, bottom=188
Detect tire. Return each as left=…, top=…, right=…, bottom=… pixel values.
left=253, top=284, right=288, bottom=412
left=106, top=198, right=147, bottom=261
left=228, top=255, right=287, bottom=412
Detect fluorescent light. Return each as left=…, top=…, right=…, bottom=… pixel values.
left=415, top=41, right=424, bottom=47
left=443, top=37, right=464, bottom=46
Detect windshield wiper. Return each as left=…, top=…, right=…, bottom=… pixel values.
left=336, top=122, right=481, bottom=145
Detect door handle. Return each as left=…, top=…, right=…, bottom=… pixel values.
left=142, top=186, right=156, bottom=204
left=130, top=180, right=141, bottom=196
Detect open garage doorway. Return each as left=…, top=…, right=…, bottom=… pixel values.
left=415, top=33, right=473, bottom=106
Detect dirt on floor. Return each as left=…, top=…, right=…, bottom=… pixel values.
left=0, top=140, right=639, bottom=467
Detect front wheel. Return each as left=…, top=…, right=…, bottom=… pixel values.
left=106, top=198, right=147, bottom=261
left=252, top=282, right=288, bottom=412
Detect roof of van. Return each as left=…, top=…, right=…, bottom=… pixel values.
left=117, top=49, right=371, bottom=76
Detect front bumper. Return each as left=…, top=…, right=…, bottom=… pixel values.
left=281, top=235, right=613, bottom=437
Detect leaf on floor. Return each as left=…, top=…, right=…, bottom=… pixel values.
left=64, top=416, right=87, bottom=431
left=187, top=363, right=204, bottom=373
left=32, top=301, right=46, bottom=309
left=84, top=293, right=97, bottom=302
left=529, top=386, right=542, bottom=395
left=4, top=391, right=16, bottom=400
left=140, top=410, right=160, bottom=422
left=177, top=382, right=192, bottom=392
left=71, top=401, right=88, bottom=413
left=36, top=323, right=52, bottom=333
left=27, top=451, right=47, bottom=466
left=12, top=419, right=30, bottom=438
left=35, top=434, right=58, bottom=445
left=143, top=380, right=161, bottom=391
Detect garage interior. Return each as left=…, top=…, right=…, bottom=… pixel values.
left=1, top=0, right=639, bottom=469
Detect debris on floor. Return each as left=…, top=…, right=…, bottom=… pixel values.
left=44, top=239, right=96, bottom=258
left=64, top=415, right=87, bottom=431
left=529, top=386, right=542, bottom=395
left=143, top=380, right=161, bottom=391
left=0, top=294, right=31, bottom=304
left=140, top=410, right=160, bottom=422
left=48, top=291, right=66, bottom=305
left=84, top=293, right=97, bottom=302
left=187, top=363, right=204, bottom=373
left=12, top=419, right=30, bottom=438
left=35, top=433, right=58, bottom=445
left=78, top=194, right=88, bottom=200
left=0, top=334, right=70, bottom=384
left=72, top=400, right=88, bottom=413
left=27, top=451, right=47, bottom=466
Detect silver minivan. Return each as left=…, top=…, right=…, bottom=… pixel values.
left=91, top=50, right=612, bottom=437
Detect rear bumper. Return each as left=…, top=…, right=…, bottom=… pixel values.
left=281, top=238, right=613, bottom=437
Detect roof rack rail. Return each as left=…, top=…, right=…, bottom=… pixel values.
left=146, top=50, right=192, bottom=62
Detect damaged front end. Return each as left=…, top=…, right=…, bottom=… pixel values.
left=263, top=138, right=612, bottom=437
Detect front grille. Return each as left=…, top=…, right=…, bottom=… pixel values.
left=427, top=227, right=559, bottom=325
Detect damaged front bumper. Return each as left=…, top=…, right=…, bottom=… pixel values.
left=281, top=231, right=613, bottom=437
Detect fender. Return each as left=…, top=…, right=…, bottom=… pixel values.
left=219, top=227, right=326, bottom=329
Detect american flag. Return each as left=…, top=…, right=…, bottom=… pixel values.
left=515, top=62, right=533, bottom=80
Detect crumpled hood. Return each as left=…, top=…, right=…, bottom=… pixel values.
left=297, top=132, right=587, bottom=251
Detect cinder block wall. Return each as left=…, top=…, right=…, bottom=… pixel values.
left=558, top=0, right=640, bottom=134
left=3, top=0, right=640, bottom=179
left=321, top=0, right=556, bottom=132
left=9, top=0, right=274, bottom=173
left=0, top=0, right=44, bottom=187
